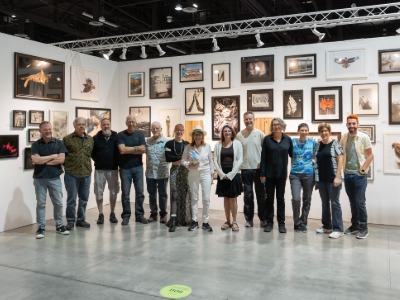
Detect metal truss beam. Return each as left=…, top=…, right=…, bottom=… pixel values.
left=51, top=2, right=400, bottom=52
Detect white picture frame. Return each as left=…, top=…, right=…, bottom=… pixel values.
left=326, top=48, right=367, bottom=80
left=70, top=67, right=99, bottom=101
left=50, top=110, right=69, bottom=139
left=352, top=83, right=379, bottom=115
left=383, top=133, right=400, bottom=175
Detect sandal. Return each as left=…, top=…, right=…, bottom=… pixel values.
left=232, top=223, right=239, bottom=232
left=221, top=222, right=231, bottom=230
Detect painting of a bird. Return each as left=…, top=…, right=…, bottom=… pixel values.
left=334, top=56, right=359, bottom=68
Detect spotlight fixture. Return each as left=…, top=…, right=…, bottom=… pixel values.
left=255, top=32, right=264, bottom=47
left=82, top=12, right=119, bottom=28
left=140, top=45, right=147, bottom=59
left=166, top=15, right=173, bottom=23
left=311, top=25, right=325, bottom=41
left=193, top=3, right=198, bottom=8
left=396, top=28, right=400, bottom=34
left=156, top=44, right=166, bottom=56
left=120, top=47, right=127, bottom=60
left=351, top=3, right=359, bottom=17
left=103, top=49, right=113, bottom=60
left=175, top=3, right=182, bottom=11
left=212, top=37, right=220, bottom=52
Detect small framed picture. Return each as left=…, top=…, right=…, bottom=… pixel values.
left=383, top=133, right=400, bottom=175
left=379, top=49, right=400, bottom=74
left=150, top=67, right=172, bottom=99
left=247, top=89, right=273, bottom=112
left=128, top=72, right=144, bottom=97
left=28, top=129, right=41, bottom=142
left=358, top=125, right=376, bottom=143
left=180, top=62, right=203, bottom=82
left=211, top=63, right=230, bottom=89
left=12, top=110, right=26, bottom=128
left=29, top=110, right=45, bottom=124
left=284, top=54, right=316, bottom=79
left=388, top=81, right=400, bottom=125
left=129, top=106, right=151, bottom=137
left=0, top=135, right=19, bottom=158
left=24, top=147, right=34, bottom=170
left=211, top=95, right=240, bottom=140
left=241, top=55, right=274, bottom=83
left=185, top=88, right=205, bottom=115
left=311, top=86, right=342, bottom=123
left=352, top=83, right=379, bottom=115
left=283, top=90, right=303, bottom=119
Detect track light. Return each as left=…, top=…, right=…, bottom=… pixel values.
left=175, top=3, right=182, bottom=11
left=396, top=28, right=400, bottom=34
left=103, top=49, right=113, bottom=59
left=255, top=32, right=264, bottom=47
left=156, top=44, right=166, bottom=56
left=212, top=37, right=220, bottom=52
left=120, top=47, right=127, bottom=60
left=311, top=26, right=325, bottom=41
left=140, top=45, right=147, bottom=59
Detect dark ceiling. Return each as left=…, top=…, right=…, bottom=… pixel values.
left=0, top=0, right=398, bottom=61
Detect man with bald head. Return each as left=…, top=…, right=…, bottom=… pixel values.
left=145, top=121, right=169, bottom=223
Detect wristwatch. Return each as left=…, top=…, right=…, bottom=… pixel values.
left=359, top=168, right=365, bottom=175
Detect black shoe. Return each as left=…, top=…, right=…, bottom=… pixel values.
left=56, top=225, right=70, bottom=235
left=356, top=228, right=369, bottom=239
left=344, top=225, right=360, bottom=235
left=300, top=224, right=308, bottom=232
left=294, top=224, right=301, bottom=232
left=279, top=225, right=287, bottom=233
left=188, top=221, right=199, bottom=231
left=160, top=215, right=167, bottom=224
left=202, top=223, right=213, bottom=232
left=97, top=213, right=104, bottom=225
left=65, top=223, right=75, bottom=231
left=109, top=212, right=118, bottom=223
left=147, top=214, right=157, bottom=222
left=35, top=228, right=45, bottom=239
left=135, top=216, right=149, bottom=224
left=76, top=220, right=90, bottom=228
left=264, top=223, right=273, bottom=232
left=121, top=218, right=129, bottom=226
left=169, top=217, right=177, bottom=232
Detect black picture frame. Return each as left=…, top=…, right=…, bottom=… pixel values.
left=247, top=89, right=273, bottom=112
left=284, top=54, right=316, bottom=79
left=24, top=147, right=34, bottom=170
left=129, top=106, right=151, bottom=137
left=149, top=67, right=172, bottom=99
left=211, top=95, right=240, bottom=140
left=12, top=110, right=26, bottom=128
left=75, top=107, right=111, bottom=136
left=378, top=49, right=400, bottom=74
left=211, top=63, right=230, bottom=89
left=283, top=90, right=303, bottom=119
left=180, top=62, right=203, bottom=82
left=0, top=135, right=19, bottom=158
left=185, top=88, right=205, bottom=115
left=241, top=55, right=274, bottom=83
left=28, top=129, right=41, bottom=142
left=389, top=81, right=400, bottom=125
left=311, top=86, right=343, bottom=123
left=29, top=110, right=45, bottom=124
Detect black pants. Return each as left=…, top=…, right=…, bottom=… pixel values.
left=265, top=177, right=287, bottom=225
left=242, top=169, right=266, bottom=221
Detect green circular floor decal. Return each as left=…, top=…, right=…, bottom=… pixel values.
left=160, top=285, right=192, bottom=299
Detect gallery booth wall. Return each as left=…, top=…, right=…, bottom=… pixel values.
left=0, top=31, right=399, bottom=232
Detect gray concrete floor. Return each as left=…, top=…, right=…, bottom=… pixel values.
left=0, top=203, right=399, bottom=300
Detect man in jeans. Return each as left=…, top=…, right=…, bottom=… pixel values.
left=236, top=111, right=266, bottom=228
left=340, top=114, right=373, bottom=239
left=63, top=117, right=94, bottom=230
left=32, top=121, right=69, bottom=239
left=117, top=115, right=148, bottom=225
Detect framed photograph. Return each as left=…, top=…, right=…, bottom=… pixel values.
left=358, top=125, right=376, bottom=143
left=185, top=88, right=205, bottom=115
left=75, top=107, right=111, bottom=137
left=367, top=161, right=374, bottom=181
left=70, top=67, right=99, bottom=101
left=12, top=110, right=26, bottom=128
left=388, top=81, right=400, bottom=125
left=14, top=53, right=65, bottom=102
left=159, top=109, right=180, bottom=139
left=29, top=110, right=45, bottom=124
left=24, top=147, right=33, bottom=170
left=352, top=83, right=379, bottom=115
left=247, top=89, right=273, bottom=112
left=150, top=67, right=172, bottom=99
left=211, top=95, right=240, bottom=140
left=241, top=55, right=274, bottom=83
left=284, top=54, right=316, bottom=79
left=283, top=90, right=303, bottom=119
left=129, top=106, right=151, bottom=137
left=128, top=72, right=144, bottom=97
left=180, top=62, right=203, bottom=82
left=383, top=133, right=400, bottom=174
left=312, top=86, right=342, bottom=123
left=286, top=132, right=342, bottom=142
left=0, top=135, right=19, bottom=158
left=379, top=49, right=400, bottom=74
left=326, top=49, right=367, bottom=80
left=212, top=63, right=230, bottom=89
left=28, top=129, right=41, bottom=142
left=50, top=110, right=68, bottom=139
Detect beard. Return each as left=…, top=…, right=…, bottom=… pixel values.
left=102, top=129, right=112, bottom=136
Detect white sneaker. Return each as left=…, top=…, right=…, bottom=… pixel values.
left=316, top=227, right=333, bottom=234
left=329, top=231, right=344, bottom=239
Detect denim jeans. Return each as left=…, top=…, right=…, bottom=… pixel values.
left=344, top=174, right=368, bottom=229
left=120, top=166, right=145, bottom=219
left=241, top=169, right=266, bottom=222
left=289, top=173, right=314, bottom=226
left=188, top=169, right=211, bottom=223
left=34, top=177, right=64, bottom=229
left=146, top=177, right=168, bottom=217
left=64, top=173, right=91, bottom=223
left=265, top=177, right=287, bottom=225
left=317, top=181, right=343, bottom=232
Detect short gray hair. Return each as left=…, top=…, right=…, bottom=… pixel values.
left=270, top=117, right=287, bottom=132
left=73, top=117, right=86, bottom=127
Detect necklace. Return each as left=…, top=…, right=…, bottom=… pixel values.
left=173, top=140, right=184, bottom=156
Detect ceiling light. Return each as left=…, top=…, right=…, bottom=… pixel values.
left=212, top=37, right=220, bottom=52
left=255, top=32, right=264, bottom=47
left=82, top=12, right=118, bottom=28
left=396, top=28, right=400, bottom=34
left=193, top=3, right=198, bottom=8
left=103, top=49, right=113, bottom=60
left=156, top=44, right=166, bottom=56
left=140, top=45, right=147, bottom=59
left=175, top=3, right=182, bottom=11
left=120, top=47, right=127, bottom=60
left=166, top=15, right=173, bottom=23
left=311, top=25, right=325, bottom=41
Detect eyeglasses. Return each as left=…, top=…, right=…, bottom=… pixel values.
left=175, top=130, right=184, bottom=132
left=272, top=123, right=281, bottom=127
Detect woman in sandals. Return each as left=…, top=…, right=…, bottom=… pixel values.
left=214, top=125, right=243, bottom=231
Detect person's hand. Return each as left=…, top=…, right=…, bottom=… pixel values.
left=333, top=177, right=341, bottom=187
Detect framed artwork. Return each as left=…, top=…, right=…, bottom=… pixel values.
left=241, top=55, right=274, bottom=83
left=24, top=147, right=33, bottom=170
left=14, top=52, right=65, bottom=101
left=388, top=81, right=400, bottom=125
left=129, top=106, right=151, bottom=137
left=70, top=67, right=99, bottom=101
left=352, top=83, right=379, bottom=115
left=286, top=132, right=342, bottom=142
left=28, top=129, right=41, bottom=142
left=75, top=107, right=111, bottom=137
left=159, top=109, right=180, bottom=139
left=50, top=110, right=68, bottom=139
left=283, top=90, right=303, bottom=119
left=379, top=49, right=400, bottom=73
left=128, top=72, right=144, bottom=97
left=367, top=161, right=374, bottom=181
left=247, top=89, right=273, bottom=112
left=150, top=67, right=172, bottom=99
left=311, top=86, right=342, bottom=123
left=0, top=135, right=19, bottom=158
left=29, top=110, right=45, bottom=124
left=326, top=49, right=367, bottom=80
left=383, top=133, right=400, bottom=174
left=185, top=88, right=205, bottom=115
left=212, top=63, right=230, bottom=89
left=284, top=54, right=316, bottom=79
left=358, top=125, right=376, bottom=143
left=12, top=110, right=26, bottom=128
left=180, top=62, right=203, bottom=82
left=211, top=95, right=240, bottom=140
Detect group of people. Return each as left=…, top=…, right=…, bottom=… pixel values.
left=32, top=111, right=373, bottom=240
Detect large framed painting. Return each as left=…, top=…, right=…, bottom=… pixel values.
left=75, top=107, right=111, bottom=137
left=150, top=67, right=172, bottom=99
left=28, top=129, right=41, bottom=142
left=12, top=110, right=26, bottom=128
left=14, top=52, right=65, bottom=101
left=185, top=88, right=205, bottom=115
left=29, top=110, right=45, bottom=124
left=180, top=62, right=203, bottom=82
left=71, top=67, right=99, bottom=101
left=326, top=49, right=366, bottom=80
left=389, top=81, right=400, bottom=125
left=247, top=89, right=273, bottom=112
left=379, top=49, right=400, bottom=74
left=128, top=72, right=144, bottom=97
left=358, top=125, right=376, bottom=143
left=241, top=55, right=274, bottom=83
left=211, top=95, right=240, bottom=140
left=159, top=109, right=180, bottom=139
left=24, top=147, right=33, bottom=170
left=383, top=133, right=400, bottom=174
left=50, top=110, right=69, bottom=139
left=283, top=90, right=303, bottom=119
left=129, top=106, right=151, bottom=137
left=0, top=135, right=19, bottom=158
left=212, top=63, right=230, bottom=89
left=284, top=54, right=316, bottom=79
left=352, top=83, right=379, bottom=115
left=311, top=86, right=342, bottom=123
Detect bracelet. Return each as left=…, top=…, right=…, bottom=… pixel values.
left=359, top=168, right=365, bottom=175
left=133, top=146, right=137, bottom=152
